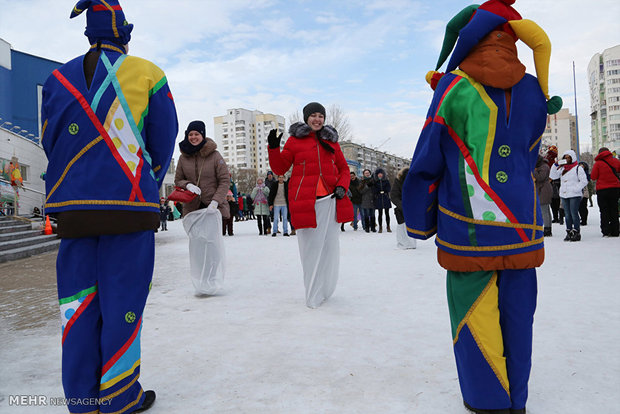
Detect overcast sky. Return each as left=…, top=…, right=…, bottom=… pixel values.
left=1, top=0, right=618, bottom=159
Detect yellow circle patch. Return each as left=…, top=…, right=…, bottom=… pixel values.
left=114, top=118, right=124, bottom=130
left=112, top=137, right=122, bottom=149
left=128, top=144, right=137, bottom=153
left=127, top=161, right=137, bottom=172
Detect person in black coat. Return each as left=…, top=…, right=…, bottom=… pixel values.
left=159, top=199, right=171, bottom=231
left=346, top=171, right=362, bottom=231
left=359, top=169, right=376, bottom=232
left=223, top=191, right=239, bottom=236
left=373, top=168, right=392, bottom=233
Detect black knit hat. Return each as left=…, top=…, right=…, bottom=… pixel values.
left=303, top=102, right=326, bottom=124
left=185, top=120, right=206, bottom=139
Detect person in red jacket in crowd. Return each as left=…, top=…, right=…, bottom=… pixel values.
left=591, top=147, right=620, bottom=237
left=268, top=102, right=353, bottom=308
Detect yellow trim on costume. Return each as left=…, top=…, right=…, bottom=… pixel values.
left=106, top=389, right=143, bottom=414
left=407, top=226, right=437, bottom=237
left=46, top=200, right=159, bottom=208
left=437, top=236, right=543, bottom=252
left=70, top=410, right=98, bottom=414
left=45, top=136, right=104, bottom=202
left=100, top=0, right=120, bottom=39
left=531, top=172, right=538, bottom=240
left=90, top=43, right=125, bottom=54
left=100, top=360, right=140, bottom=392
left=100, top=370, right=140, bottom=398
left=529, top=135, right=542, bottom=152
left=509, top=19, right=552, bottom=100
left=41, top=119, right=48, bottom=142
left=439, top=205, right=544, bottom=231
left=104, top=99, right=122, bottom=130
left=426, top=200, right=436, bottom=213
left=453, top=272, right=510, bottom=395
left=453, top=69, right=498, bottom=184
left=73, top=7, right=83, bottom=15
left=153, top=165, right=161, bottom=172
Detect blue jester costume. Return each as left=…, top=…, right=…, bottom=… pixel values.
left=402, top=1, right=561, bottom=412
left=41, top=1, right=178, bottom=413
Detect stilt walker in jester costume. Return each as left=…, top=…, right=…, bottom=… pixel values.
left=402, top=1, right=562, bottom=413
left=41, top=1, right=178, bottom=412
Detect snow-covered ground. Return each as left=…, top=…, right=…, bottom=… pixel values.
left=1, top=207, right=619, bottom=413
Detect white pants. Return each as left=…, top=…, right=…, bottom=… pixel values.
left=183, top=208, right=226, bottom=295
left=296, top=197, right=340, bottom=308
left=396, top=223, right=417, bottom=249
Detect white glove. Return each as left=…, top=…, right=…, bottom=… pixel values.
left=207, top=200, right=218, bottom=210
left=186, top=183, right=201, bottom=195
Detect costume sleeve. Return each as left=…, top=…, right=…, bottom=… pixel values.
left=212, top=152, right=230, bottom=205
left=402, top=92, right=447, bottom=240
left=143, top=68, right=178, bottom=186
left=268, top=138, right=294, bottom=175
left=335, top=145, right=351, bottom=190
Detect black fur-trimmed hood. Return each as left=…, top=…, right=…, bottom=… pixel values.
left=289, top=122, right=339, bottom=142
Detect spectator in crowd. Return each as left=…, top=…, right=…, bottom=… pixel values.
left=534, top=155, right=553, bottom=236
left=591, top=147, right=620, bottom=237
left=373, top=168, right=392, bottom=233
left=268, top=174, right=290, bottom=236
left=360, top=169, right=376, bottom=232
left=251, top=178, right=271, bottom=235
left=223, top=191, right=238, bottom=236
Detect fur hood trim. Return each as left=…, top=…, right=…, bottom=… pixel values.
left=198, top=138, right=218, bottom=157
left=289, top=122, right=339, bottom=142
left=396, top=167, right=409, bottom=181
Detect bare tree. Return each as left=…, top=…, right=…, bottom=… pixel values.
left=288, top=110, right=302, bottom=126
left=232, top=168, right=259, bottom=194
left=327, top=104, right=353, bottom=141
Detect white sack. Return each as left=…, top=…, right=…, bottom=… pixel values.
left=297, top=197, right=340, bottom=308
left=182, top=208, right=225, bottom=295
left=396, top=223, right=417, bottom=250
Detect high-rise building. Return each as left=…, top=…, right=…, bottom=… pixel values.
left=588, top=44, right=620, bottom=153
left=541, top=108, right=577, bottom=154
left=213, top=109, right=285, bottom=174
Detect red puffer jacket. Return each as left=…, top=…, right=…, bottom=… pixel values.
left=591, top=150, right=620, bottom=190
left=268, top=123, right=353, bottom=229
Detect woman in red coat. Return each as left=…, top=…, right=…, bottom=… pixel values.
left=268, top=102, right=353, bottom=308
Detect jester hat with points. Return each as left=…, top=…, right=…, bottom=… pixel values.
left=70, top=0, right=133, bottom=46
left=427, top=0, right=562, bottom=114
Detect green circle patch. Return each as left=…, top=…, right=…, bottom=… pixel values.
left=496, top=171, right=508, bottom=183
left=68, top=123, right=79, bottom=135
left=125, top=311, right=136, bottom=324
left=482, top=211, right=497, bottom=221
left=498, top=145, right=511, bottom=157
left=467, top=184, right=475, bottom=197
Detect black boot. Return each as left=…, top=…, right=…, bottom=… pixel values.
left=134, top=390, right=156, bottom=412
left=571, top=230, right=581, bottom=241
left=464, top=401, right=510, bottom=414
left=543, top=227, right=552, bottom=237
left=563, top=229, right=573, bottom=241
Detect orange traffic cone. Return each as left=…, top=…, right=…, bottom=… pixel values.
left=44, top=215, right=53, bottom=235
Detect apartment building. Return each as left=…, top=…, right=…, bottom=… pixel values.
left=213, top=109, right=285, bottom=174
left=339, top=140, right=410, bottom=177
left=588, top=44, right=620, bottom=153
left=541, top=108, right=577, bottom=154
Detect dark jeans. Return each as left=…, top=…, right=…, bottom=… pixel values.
left=361, top=208, right=375, bottom=231
left=561, top=197, right=581, bottom=232
left=597, top=188, right=620, bottom=236
left=579, top=197, right=588, bottom=224
left=160, top=220, right=167, bottom=231
left=551, top=197, right=564, bottom=222
left=257, top=215, right=269, bottom=234
left=222, top=217, right=233, bottom=235
left=377, top=208, right=391, bottom=227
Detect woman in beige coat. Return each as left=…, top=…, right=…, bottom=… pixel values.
left=174, top=120, right=230, bottom=219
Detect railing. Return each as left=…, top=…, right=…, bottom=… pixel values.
left=0, top=178, right=46, bottom=217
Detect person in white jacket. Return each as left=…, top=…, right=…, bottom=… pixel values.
left=549, top=149, right=588, bottom=241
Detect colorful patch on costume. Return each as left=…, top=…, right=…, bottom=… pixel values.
left=59, top=285, right=98, bottom=343
left=100, top=317, right=142, bottom=391
left=105, top=97, right=142, bottom=176
left=448, top=271, right=509, bottom=394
